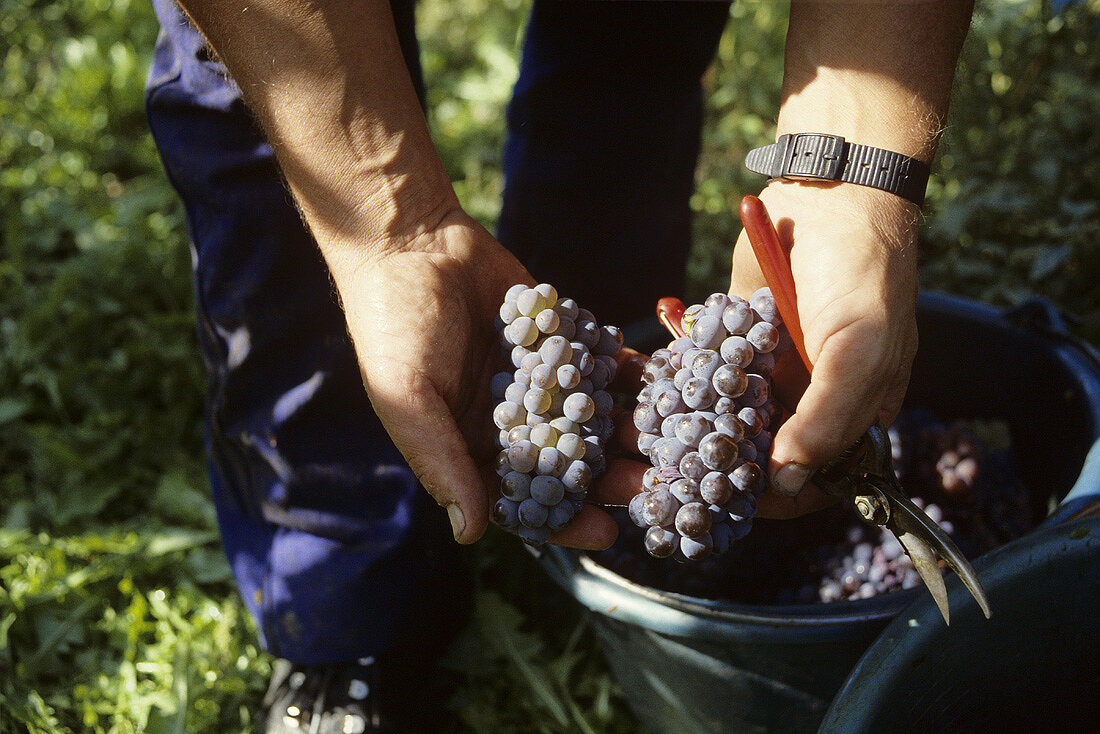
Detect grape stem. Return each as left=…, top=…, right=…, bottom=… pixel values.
left=738, top=195, right=812, bottom=374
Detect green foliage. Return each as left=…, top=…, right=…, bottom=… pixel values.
left=2, top=0, right=1099, bottom=730
left=922, top=0, right=1100, bottom=341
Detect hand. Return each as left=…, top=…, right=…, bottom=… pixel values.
left=332, top=210, right=629, bottom=549
left=731, top=182, right=920, bottom=518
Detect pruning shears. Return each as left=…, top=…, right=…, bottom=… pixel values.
left=738, top=194, right=991, bottom=624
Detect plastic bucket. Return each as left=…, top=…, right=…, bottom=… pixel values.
left=535, top=292, right=1100, bottom=733
left=820, top=512, right=1100, bottom=732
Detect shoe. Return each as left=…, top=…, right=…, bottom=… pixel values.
left=260, top=652, right=453, bottom=734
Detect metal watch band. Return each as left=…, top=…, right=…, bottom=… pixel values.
left=745, top=133, right=931, bottom=207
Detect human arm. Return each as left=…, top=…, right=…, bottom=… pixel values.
left=734, top=0, right=975, bottom=517
left=170, top=0, right=627, bottom=547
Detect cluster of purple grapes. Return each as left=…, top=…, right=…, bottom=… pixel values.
left=589, top=411, right=1032, bottom=605
left=628, top=289, right=790, bottom=561
left=489, top=283, right=623, bottom=545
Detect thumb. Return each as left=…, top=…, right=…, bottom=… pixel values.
left=366, top=366, right=488, bottom=544
left=768, top=324, right=892, bottom=497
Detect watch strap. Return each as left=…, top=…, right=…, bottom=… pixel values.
left=745, top=133, right=930, bottom=207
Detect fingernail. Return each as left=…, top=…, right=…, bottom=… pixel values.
left=446, top=504, right=465, bottom=541
left=774, top=463, right=812, bottom=497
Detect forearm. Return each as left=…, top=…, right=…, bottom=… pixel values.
left=174, top=0, right=458, bottom=278
left=780, top=0, right=973, bottom=175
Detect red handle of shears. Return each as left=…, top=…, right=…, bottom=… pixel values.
left=739, top=195, right=812, bottom=374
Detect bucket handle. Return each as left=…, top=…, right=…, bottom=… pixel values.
left=1003, top=297, right=1100, bottom=373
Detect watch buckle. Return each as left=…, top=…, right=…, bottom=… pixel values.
left=778, top=133, right=846, bottom=181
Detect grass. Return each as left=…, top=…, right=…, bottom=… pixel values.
left=1, top=0, right=1098, bottom=731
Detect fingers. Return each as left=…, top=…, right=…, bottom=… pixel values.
left=767, top=322, right=902, bottom=497
left=367, top=365, right=489, bottom=544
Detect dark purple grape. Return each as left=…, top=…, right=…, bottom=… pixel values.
left=644, top=526, right=679, bottom=558
left=690, top=350, right=722, bottom=382
left=738, top=407, right=764, bottom=438
left=720, top=335, right=754, bottom=367
left=747, top=351, right=775, bottom=379
left=637, top=431, right=659, bottom=457
left=518, top=498, right=549, bottom=528
left=730, top=461, right=763, bottom=495
left=713, top=396, right=737, bottom=415
left=689, top=314, right=725, bottom=350
left=679, top=451, right=709, bottom=481
left=737, top=440, right=758, bottom=463
left=680, top=533, right=714, bottom=561
left=712, top=363, right=747, bottom=398
left=670, top=478, right=703, bottom=505
left=722, top=300, right=753, bottom=335
left=675, top=502, right=712, bottom=538
left=673, top=366, right=693, bottom=390
left=704, top=292, right=733, bottom=318
left=697, top=432, right=739, bottom=472
left=711, top=412, right=743, bottom=442
left=674, top=413, right=712, bottom=448
left=682, top=377, right=718, bottom=410
left=746, top=321, right=779, bottom=353
left=493, top=498, right=521, bottom=530
left=655, top=387, right=686, bottom=417
left=642, top=488, right=678, bottom=526
left=699, top=471, right=734, bottom=506
left=740, top=374, right=770, bottom=408
left=651, top=437, right=690, bottom=469
left=749, top=287, right=782, bottom=326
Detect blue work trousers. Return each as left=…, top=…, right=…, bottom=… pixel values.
left=145, top=0, right=730, bottom=664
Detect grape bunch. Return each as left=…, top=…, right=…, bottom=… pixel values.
left=628, top=289, right=790, bottom=561
left=489, top=283, right=623, bottom=545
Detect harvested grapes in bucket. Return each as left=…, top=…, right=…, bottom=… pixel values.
left=489, top=283, right=623, bottom=545
left=629, top=289, right=792, bottom=561
left=589, top=409, right=1034, bottom=604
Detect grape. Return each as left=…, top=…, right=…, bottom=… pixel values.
left=747, top=350, right=775, bottom=379
left=539, top=335, right=572, bottom=369
left=592, top=390, right=614, bottom=417
left=520, top=350, right=542, bottom=374
left=494, top=401, right=525, bottom=430
left=523, top=387, right=552, bottom=415
left=563, top=393, right=595, bottom=423
left=682, top=377, right=717, bottom=410
left=503, top=380, right=527, bottom=406
left=737, top=440, right=758, bottom=464
left=508, top=424, right=532, bottom=445
left=704, top=292, right=732, bottom=318
left=556, top=433, right=586, bottom=462
left=730, top=461, right=763, bottom=496
left=517, top=525, right=551, bottom=546
left=561, top=460, right=593, bottom=492
left=492, top=498, right=520, bottom=530
left=516, top=289, right=545, bottom=318
left=575, top=320, right=600, bottom=349
left=501, top=471, right=532, bottom=501
left=689, top=350, right=722, bottom=382
left=699, top=471, right=734, bottom=506
left=741, top=374, right=770, bottom=408
left=554, top=297, right=579, bottom=321
left=689, top=315, right=725, bottom=350
left=518, top=498, right=549, bottom=528
left=722, top=300, right=753, bottom=335
left=712, top=412, right=745, bottom=442
left=546, top=500, right=576, bottom=532
left=746, top=321, right=779, bottom=353
left=643, top=355, right=675, bottom=384
left=633, top=402, right=662, bottom=433
left=537, top=447, right=568, bottom=478
left=644, top=526, right=679, bottom=558
left=738, top=407, right=764, bottom=438
left=720, top=336, right=753, bottom=367
left=491, top=371, right=513, bottom=400
left=506, top=316, right=539, bottom=347
left=529, top=423, right=560, bottom=449
left=642, top=488, right=678, bottom=527
left=680, top=304, right=706, bottom=334
left=507, top=440, right=538, bottom=473
left=749, top=287, right=782, bottom=325
left=535, top=308, right=560, bottom=334
left=628, top=492, right=649, bottom=528
left=651, top=437, right=689, bottom=469
left=637, top=432, right=659, bottom=456
left=504, top=283, right=527, bottom=303
left=674, top=413, right=712, bottom=448
left=595, top=325, right=624, bottom=356
left=529, top=363, right=557, bottom=390
left=670, top=478, right=702, bottom=505
left=698, top=432, right=739, bottom=472
left=712, top=363, right=747, bottom=398
left=680, top=534, right=714, bottom=561
left=534, top=282, right=558, bottom=304
left=679, top=451, right=709, bottom=481
left=675, top=502, right=712, bottom=538
left=530, top=475, right=566, bottom=505
left=655, top=387, right=686, bottom=417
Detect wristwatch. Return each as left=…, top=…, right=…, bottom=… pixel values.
left=745, top=133, right=930, bottom=207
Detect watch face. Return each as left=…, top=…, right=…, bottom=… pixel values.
left=783, top=133, right=844, bottom=181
